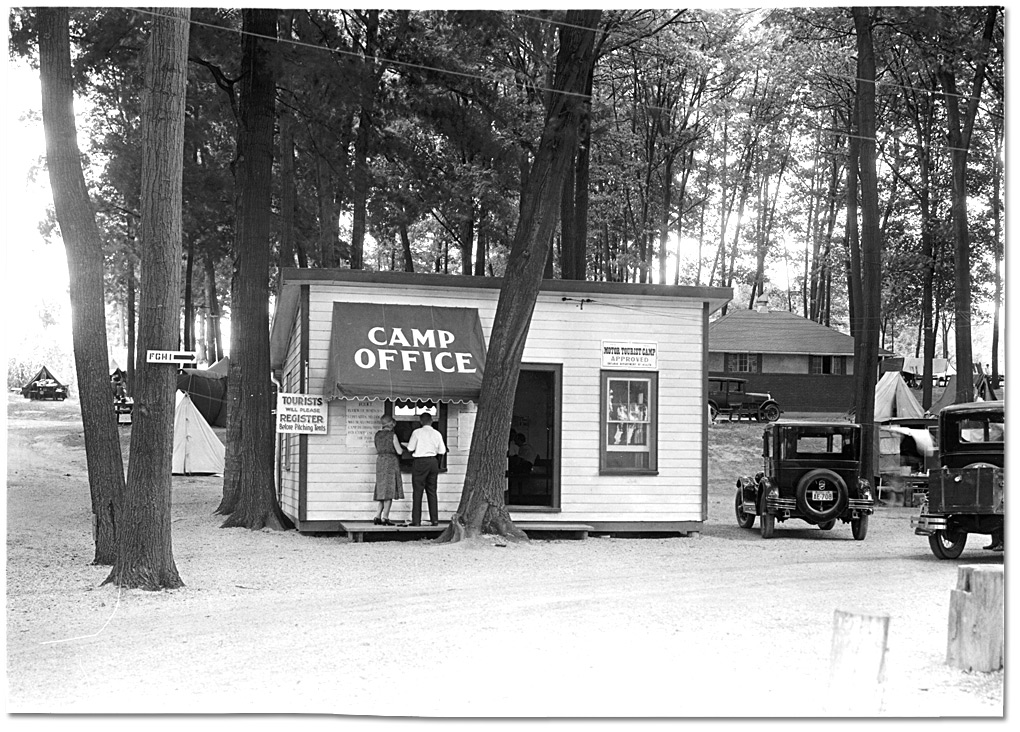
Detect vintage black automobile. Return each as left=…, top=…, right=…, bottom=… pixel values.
left=735, top=421, right=875, bottom=539
left=911, top=400, right=1004, bottom=559
left=708, top=376, right=781, bottom=422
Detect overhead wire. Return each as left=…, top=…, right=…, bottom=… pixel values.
left=123, top=7, right=1000, bottom=128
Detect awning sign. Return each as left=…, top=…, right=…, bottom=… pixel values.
left=602, top=340, right=658, bottom=370
left=276, top=393, right=328, bottom=434
left=324, top=302, right=487, bottom=402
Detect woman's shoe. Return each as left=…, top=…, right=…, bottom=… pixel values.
left=373, top=517, right=383, bottom=525
left=382, top=519, right=395, bottom=526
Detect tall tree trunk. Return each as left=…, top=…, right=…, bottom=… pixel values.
left=398, top=221, right=415, bottom=272
left=439, top=9, right=602, bottom=543
left=845, top=105, right=863, bottom=417
left=217, top=325, right=241, bottom=514
left=220, top=8, right=290, bottom=531
left=39, top=7, right=124, bottom=566
left=126, top=242, right=137, bottom=394
left=570, top=68, right=594, bottom=282
left=853, top=8, right=882, bottom=485
left=657, top=155, right=674, bottom=286
left=316, top=156, right=338, bottom=268
left=990, top=116, right=1002, bottom=384
left=459, top=205, right=474, bottom=276
left=183, top=236, right=195, bottom=350
left=203, top=251, right=222, bottom=363
left=559, top=154, right=578, bottom=279
left=277, top=105, right=297, bottom=289
left=938, top=7, right=996, bottom=404
left=105, top=7, right=190, bottom=589
left=349, top=10, right=379, bottom=271
left=474, top=208, right=487, bottom=277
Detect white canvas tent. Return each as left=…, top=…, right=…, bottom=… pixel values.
left=874, top=371, right=926, bottom=421
left=173, top=390, right=225, bottom=475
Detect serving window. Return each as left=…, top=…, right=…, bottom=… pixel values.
left=600, top=371, right=658, bottom=474
left=387, top=400, right=448, bottom=473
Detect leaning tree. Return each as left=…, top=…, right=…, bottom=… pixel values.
left=439, top=9, right=603, bottom=542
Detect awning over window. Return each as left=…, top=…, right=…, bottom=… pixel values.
left=323, top=302, right=487, bottom=403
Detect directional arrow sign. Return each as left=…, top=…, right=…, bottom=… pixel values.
left=146, top=350, right=198, bottom=365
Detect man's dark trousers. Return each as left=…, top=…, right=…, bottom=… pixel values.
left=411, top=456, right=439, bottom=524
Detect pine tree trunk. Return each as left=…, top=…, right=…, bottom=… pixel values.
left=938, top=7, right=996, bottom=405
left=203, top=252, right=222, bottom=363
left=349, top=10, right=379, bottom=272
left=438, top=9, right=602, bottom=543
left=853, top=8, right=882, bottom=483
left=183, top=235, right=195, bottom=350
left=38, top=7, right=124, bottom=566
left=220, top=8, right=290, bottom=532
left=105, top=7, right=190, bottom=589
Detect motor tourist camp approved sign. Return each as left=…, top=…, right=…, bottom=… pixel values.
left=601, top=340, right=658, bottom=370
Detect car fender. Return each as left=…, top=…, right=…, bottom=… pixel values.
left=757, top=475, right=778, bottom=513
left=736, top=475, right=759, bottom=512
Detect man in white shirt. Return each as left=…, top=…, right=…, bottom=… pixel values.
left=406, top=412, right=447, bottom=526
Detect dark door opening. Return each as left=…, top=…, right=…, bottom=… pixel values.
left=507, top=366, right=560, bottom=508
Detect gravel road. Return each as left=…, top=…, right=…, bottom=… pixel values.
left=4, top=394, right=1004, bottom=717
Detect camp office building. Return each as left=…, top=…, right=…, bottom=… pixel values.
left=269, top=268, right=731, bottom=535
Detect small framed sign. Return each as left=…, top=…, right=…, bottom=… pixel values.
left=601, top=340, right=658, bottom=370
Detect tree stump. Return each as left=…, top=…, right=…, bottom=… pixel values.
left=947, top=565, right=1004, bottom=672
left=826, top=609, right=890, bottom=715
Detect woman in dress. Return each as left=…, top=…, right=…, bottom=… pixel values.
left=373, top=415, right=404, bottom=525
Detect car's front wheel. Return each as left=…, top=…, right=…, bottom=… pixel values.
left=760, top=511, right=775, bottom=539
left=759, top=402, right=781, bottom=422
left=929, top=529, right=967, bottom=559
left=851, top=514, right=869, bottom=540
left=735, top=492, right=755, bottom=529
left=818, top=519, right=836, bottom=531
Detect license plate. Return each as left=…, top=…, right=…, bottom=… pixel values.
left=811, top=490, right=834, bottom=501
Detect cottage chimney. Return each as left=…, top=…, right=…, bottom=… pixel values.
left=756, top=296, right=769, bottom=314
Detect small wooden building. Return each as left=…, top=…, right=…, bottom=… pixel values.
left=709, top=298, right=889, bottom=412
left=269, top=268, right=730, bottom=534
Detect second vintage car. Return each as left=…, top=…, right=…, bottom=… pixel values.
left=911, top=400, right=1004, bottom=559
left=708, top=376, right=781, bottom=422
left=735, top=421, right=876, bottom=539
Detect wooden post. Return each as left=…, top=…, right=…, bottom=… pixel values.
left=947, top=565, right=1004, bottom=672
left=826, top=609, right=890, bottom=715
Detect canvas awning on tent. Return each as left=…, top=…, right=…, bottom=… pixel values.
left=898, top=357, right=951, bottom=376
left=323, top=302, right=487, bottom=403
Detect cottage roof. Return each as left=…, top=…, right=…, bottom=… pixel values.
left=709, top=307, right=860, bottom=356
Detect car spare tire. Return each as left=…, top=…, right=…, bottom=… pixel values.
left=795, top=469, right=849, bottom=523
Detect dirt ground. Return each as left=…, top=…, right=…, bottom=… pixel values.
left=4, top=392, right=1005, bottom=719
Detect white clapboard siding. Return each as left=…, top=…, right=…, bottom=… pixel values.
left=278, top=313, right=304, bottom=519
left=283, top=279, right=708, bottom=527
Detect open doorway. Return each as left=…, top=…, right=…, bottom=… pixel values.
left=507, top=365, right=560, bottom=508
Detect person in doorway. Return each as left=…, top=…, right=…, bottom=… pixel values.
left=508, top=432, right=537, bottom=494
left=513, top=432, right=537, bottom=468
left=406, top=412, right=446, bottom=526
left=373, top=415, right=404, bottom=525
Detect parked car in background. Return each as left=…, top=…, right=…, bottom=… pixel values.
left=911, top=401, right=1004, bottom=558
left=708, top=376, right=781, bottom=422
left=735, top=421, right=875, bottom=539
